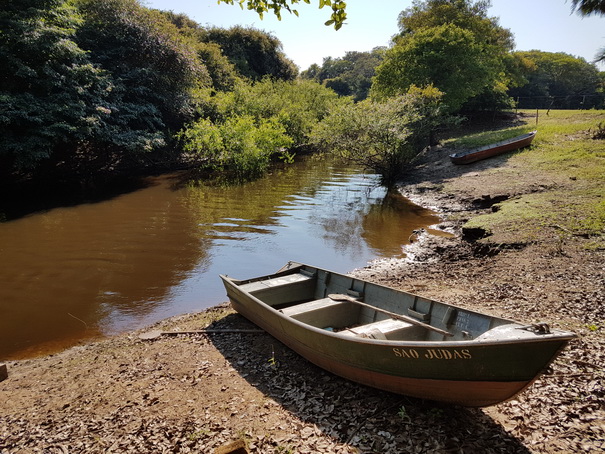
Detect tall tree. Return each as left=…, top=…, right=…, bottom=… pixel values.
left=508, top=51, right=604, bottom=109
left=201, top=26, right=297, bottom=81
left=158, top=11, right=240, bottom=92
left=76, top=0, right=206, bottom=130
left=372, top=0, right=516, bottom=112
left=0, top=0, right=111, bottom=172
left=372, top=24, right=491, bottom=111
left=301, top=49, right=385, bottom=101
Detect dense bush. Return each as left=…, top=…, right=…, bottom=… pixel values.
left=0, top=0, right=207, bottom=181
left=201, top=26, right=298, bottom=81
left=0, top=0, right=306, bottom=185
left=509, top=51, right=605, bottom=109
left=312, top=85, right=452, bottom=188
left=225, top=79, right=345, bottom=144
left=180, top=78, right=346, bottom=181
left=0, top=0, right=110, bottom=170
left=179, top=115, right=292, bottom=182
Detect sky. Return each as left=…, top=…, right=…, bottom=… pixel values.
left=144, top=0, right=605, bottom=70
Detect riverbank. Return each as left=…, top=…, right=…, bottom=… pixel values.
left=2, top=112, right=604, bottom=453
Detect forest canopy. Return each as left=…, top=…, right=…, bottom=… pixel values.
left=0, top=0, right=309, bottom=185
left=1, top=0, right=603, bottom=195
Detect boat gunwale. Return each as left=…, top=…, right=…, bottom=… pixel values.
left=219, top=268, right=576, bottom=348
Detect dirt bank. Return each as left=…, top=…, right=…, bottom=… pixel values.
left=1, top=131, right=604, bottom=453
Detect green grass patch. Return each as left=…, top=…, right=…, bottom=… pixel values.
left=445, top=125, right=536, bottom=150
left=463, top=193, right=561, bottom=243
left=450, top=110, right=605, bottom=247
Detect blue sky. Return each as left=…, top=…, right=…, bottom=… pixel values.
left=144, top=0, right=605, bottom=70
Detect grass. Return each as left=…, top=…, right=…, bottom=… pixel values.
left=450, top=109, right=605, bottom=248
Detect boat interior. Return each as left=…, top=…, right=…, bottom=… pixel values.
left=234, top=264, right=516, bottom=342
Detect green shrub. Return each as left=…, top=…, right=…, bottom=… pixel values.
left=180, top=115, right=292, bottom=182
left=311, top=85, right=452, bottom=187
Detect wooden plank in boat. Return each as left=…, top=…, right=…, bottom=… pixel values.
left=341, top=318, right=415, bottom=339
left=280, top=298, right=357, bottom=327
left=238, top=273, right=312, bottom=293
left=280, top=298, right=347, bottom=317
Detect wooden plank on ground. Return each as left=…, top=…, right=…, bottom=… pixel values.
left=0, top=363, right=7, bottom=382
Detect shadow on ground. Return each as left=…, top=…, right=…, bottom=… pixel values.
left=209, top=313, right=530, bottom=453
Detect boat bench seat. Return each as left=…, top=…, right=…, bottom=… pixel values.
left=238, top=273, right=313, bottom=294
left=340, top=318, right=415, bottom=340
left=280, top=298, right=358, bottom=328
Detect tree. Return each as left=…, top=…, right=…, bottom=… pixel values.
left=158, top=11, right=241, bottom=92
left=0, top=0, right=210, bottom=182
left=508, top=51, right=604, bottom=109
left=201, top=26, right=297, bottom=81
left=397, top=0, right=514, bottom=51
left=372, top=0, right=516, bottom=112
left=76, top=0, right=206, bottom=130
left=301, top=49, right=386, bottom=101
left=312, top=86, right=451, bottom=188
left=372, top=24, right=490, bottom=112
left=0, top=0, right=111, bottom=172
left=218, top=0, right=347, bottom=30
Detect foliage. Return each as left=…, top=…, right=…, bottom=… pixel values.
left=159, top=11, right=241, bottom=92
left=180, top=78, right=342, bottom=181
left=397, top=0, right=514, bottom=51
left=312, top=85, right=450, bottom=188
left=571, top=0, right=605, bottom=16
left=179, top=115, right=292, bottom=182
left=372, top=24, right=489, bottom=112
left=0, top=0, right=110, bottom=170
left=217, top=0, right=347, bottom=30
left=0, top=0, right=209, bottom=180
left=301, top=48, right=386, bottom=101
left=509, top=51, right=605, bottom=109
left=75, top=0, right=206, bottom=129
left=207, top=78, right=345, bottom=145
left=373, top=0, right=516, bottom=113
left=201, top=26, right=297, bottom=81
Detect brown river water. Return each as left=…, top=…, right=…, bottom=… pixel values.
left=0, top=157, right=441, bottom=359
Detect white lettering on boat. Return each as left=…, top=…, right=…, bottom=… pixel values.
left=392, top=348, right=420, bottom=359
left=392, top=348, right=472, bottom=360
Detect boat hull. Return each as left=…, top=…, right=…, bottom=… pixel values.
left=450, top=130, right=537, bottom=165
left=220, top=262, right=574, bottom=406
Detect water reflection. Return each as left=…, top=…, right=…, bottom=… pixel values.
left=0, top=156, right=440, bottom=359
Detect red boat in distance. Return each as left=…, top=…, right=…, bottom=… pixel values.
left=450, top=130, right=537, bottom=165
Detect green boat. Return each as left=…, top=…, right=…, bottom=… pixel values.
left=220, top=262, right=575, bottom=407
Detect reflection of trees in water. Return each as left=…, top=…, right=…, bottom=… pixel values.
left=181, top=157, right=357, bottom=241
left=0, top=174, right=213, bottom=358
left=288, top=169, right=439, bottom=259
left=0, top=155, right=438, bottom=358
left=310, top=179, right=382, bottom=254
left=361, top=191, right=440, bottom=257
